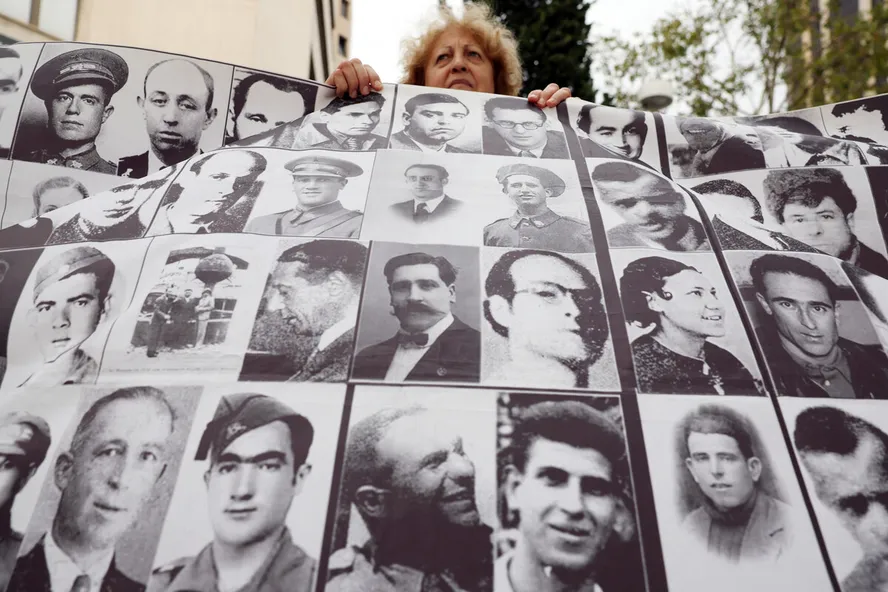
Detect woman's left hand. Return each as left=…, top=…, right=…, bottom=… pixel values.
left=527, top=83, right=572, bottom=108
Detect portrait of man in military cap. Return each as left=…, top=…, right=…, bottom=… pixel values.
left=244, top=154, right=365, bottom=238
left=147, top=149, right=267, bottom=235
left=148, top=393, right=316, bottom=592
left=7, top=386, right=177, bottom=592
left=484, top=163, right=594, bottom=253
left=117, top=58, right=220, bottom=179
left=0, top=411, right=51, bottom=591
left=14, top=47, right=128, bottom=174
left=17, top=245, right=116, bottom=387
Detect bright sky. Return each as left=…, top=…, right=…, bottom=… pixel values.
left=350, top=0, right=680, bottom=86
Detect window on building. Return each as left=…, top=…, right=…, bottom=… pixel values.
left=341, top=0, right=350, bottom=19
left=0, top=0, right=79, bottom=40
left=338, top=35, right=348, bottom=56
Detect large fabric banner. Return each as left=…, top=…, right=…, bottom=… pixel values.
left=0, top=41, right=883, bottom=592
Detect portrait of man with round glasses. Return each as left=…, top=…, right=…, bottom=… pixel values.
left=481, top=96, right=570, bottom=158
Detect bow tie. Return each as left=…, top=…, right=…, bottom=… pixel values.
left=399, top=332, right=429, bottom=347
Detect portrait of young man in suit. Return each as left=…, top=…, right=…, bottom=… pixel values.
left=388, top=163, right=465, bottom=224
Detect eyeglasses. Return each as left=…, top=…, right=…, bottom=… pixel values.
left=515, top=282, right=596, bottom=306
left=493, top=120, right=545, bottom=130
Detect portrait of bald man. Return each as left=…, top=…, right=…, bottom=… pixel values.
left=118, top=59, right=220, bottom=179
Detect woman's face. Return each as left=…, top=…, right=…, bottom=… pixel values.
left=653, top=269, right=726, bottom=338
left=423, top=27, right=496, bottom=94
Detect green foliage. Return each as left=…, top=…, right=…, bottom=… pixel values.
left=483, top=0, right=612, bottom=104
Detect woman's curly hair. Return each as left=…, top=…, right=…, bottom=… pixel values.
left=400, top=2, right=523, bottom=97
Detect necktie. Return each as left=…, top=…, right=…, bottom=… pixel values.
left=344, top=137, right=360, bottom=150
left=414, top=203, right=430, bottom=223
left=519, top=150, right=537, bottom=158
left=399, top=332, right=429, bottom=346
left=70, top=574, right=90, bottom=592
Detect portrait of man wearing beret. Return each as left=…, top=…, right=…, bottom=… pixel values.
left=244, top=155, right=364, bottom=238
left=18, top=246, right=116, bottom=387
left=484, top=164, right=594, bottom=253
left=148, top=393, right=316, bottom=592
left=0, top=412, right=51, bottom=591
left=15, top=47, right=128, bottom=174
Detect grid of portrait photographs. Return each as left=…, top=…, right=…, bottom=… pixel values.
left=1, top=40, right=888, bottom=592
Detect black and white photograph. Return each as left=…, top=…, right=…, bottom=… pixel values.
left=480, top=95, right=570, bottom=158
left=726, top=250, right=888, bottom=398
left=0, top=161, right=129, bottom=233
left=224, top=67, right=322, bottom=145
left=145, top=148, right=267, bottom=236
left=0, top=43, right=44, bottom=159
left=0, top=387, right=78, bottom=592
left=638, top=395, right=833, bottom=592
left=821, top=95, right=888, bottom=164
left=842, top=262, right=888, bottom=354
left=388, top=85, right=483, bottom=153
left=360, top=150, right=592, bottom=250
left=663, top=115, right=766, bottom=179
left=612, top=249, right=764, bottom=395
left=352, top=242, right=481, bottom=384
left=239, top=238, right=369, bottom=382
left=481, top=248, right=619, bottom=392
left=590, top=159, right=711, bottom=251
left=98, top=234, right=272, bottom=384
left=6, top=385, right=201, bottom=592
left=11, top=43, right=234, bottom=178
left=564, top=98, right=661, bottom=170
left=2, top=240, right=146, bottom=390
left=0, top=247, right=45, bottom=387
left=737, top=108, right=868, bottom=168
left=496, top=392, right=645, bottom=592
left=690, top=166, right=888, bottom=277
left=150, top=383, right=346, bottom=592
left=241, top=83, right=397, bottom=152
left=242, top=148, right=374, bottom=239
left=326, top=385, right=496, bottom=592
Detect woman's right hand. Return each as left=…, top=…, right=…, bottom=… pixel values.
left=325, top=58, right=384, bottom=98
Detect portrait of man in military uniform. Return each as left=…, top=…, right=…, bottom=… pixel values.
left=148, top=393, right=317, bottom=592
left=0, top=412, right=51, bottom=591
left=484, top=164, right=594, bottom=253
left=327, top=402, right=493, bottom=591
left=7, top=386, right=176, bottom=592
left=244, top=155, right=364, bottom=238
left=14, top=47, right=128, bottom=174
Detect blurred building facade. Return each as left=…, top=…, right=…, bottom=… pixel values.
left=0, top=0, right=351, bottom=81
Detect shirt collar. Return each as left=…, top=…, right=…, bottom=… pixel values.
left=415, top=195, right=445, bottom=214
left=397, top=313, right=454, bottom=349
left=44, top=531, right=114, bottom=592
left=284, top=200, right=345, bottom=225
left=317, top=305, right=357, bottom=351
left=508, top=208, right=559, bottom=229
left=508, top=142, right=546, bottom=157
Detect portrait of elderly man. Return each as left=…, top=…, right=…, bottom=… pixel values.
left=18, top=246, right=116, bottom=387
left=244, top=155, right=364, bottom=238
left=794, top=406, right=888, bottom=592
left=484, top=250, right=611, bottom=390
left=576, top=103, right=648, bottom=160
left=620, top=256, right=761, bottom=395
left=118, top=59, right=219, bottom=179
left=227, top=72, right=316, bottom=143
left=750, top=253, right=888, bottom=398
left=30, top=176, right=89, bottom=217
left=390, top=92, right=475, bottom=153
left=484, top=163, right=593, bottom=252
left=148, top=393, right=316, bottom=592
left=388, top=163, right=465, bottom=225
left=0, top=47, right=23, bottom=157
left=16, top=47, right=128, bottom=173
left=244, top=240, right=367, bottom=382
left=763, top=167, right=888, bottom=277
left=676, top=117, right=765, bottom=176
left=826, top=95, right=888, bottom=164
left=267, top=92, right=389, bottom=151
left=327, top=404, right=493, bottom=591
left=149, top=149, right=266, bottom=235
left=7, top=386, right=176, bottom=592
left=592, top=161, right=710, bottom=251
left=691, top=179, right=818, bottom=252
left=0, top=412, right=51, bottom=591
left=352, top=251, right=480, bottom=383
left=499, top=399, right=638, bottom=592
left=482, top=96, right=569, bottom=158
left=678, top=404, right=792, bottom=563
